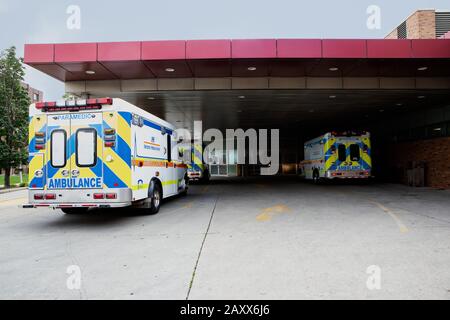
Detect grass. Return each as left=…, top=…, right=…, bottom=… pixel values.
left=0, top=174, right=29, bottom=187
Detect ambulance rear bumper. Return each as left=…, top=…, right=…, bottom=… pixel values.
left=24, top=188, right=132, bottom=208
left=326, top=171, right=372, bottom=179
left=23, top=202, right=131, bottom=209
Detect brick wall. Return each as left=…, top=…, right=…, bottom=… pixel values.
left=385, top=28, right=398, bottom=39
left=387, top=137, right=450, bottom=188
left=385, top=9, right=437, bottom=39
left=21, top=82, right=43, bottom=103
left=407, top=10, right=436, bottom=39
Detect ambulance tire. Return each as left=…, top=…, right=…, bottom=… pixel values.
left=146, top=181, right=162, bottom=215
left=313, top=170, right=320, bottom=184
left=181, top=175, right=189, bottom=196
left=61, top=208, right=89, bottom=215
left=202, top=169, right=211, bottom=183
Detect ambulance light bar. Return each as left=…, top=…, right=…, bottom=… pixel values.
left=36, top=98, right=113, bottom=111
left=331, top=130, right=368, bottom=137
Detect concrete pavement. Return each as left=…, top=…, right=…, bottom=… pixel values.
left=0, top=178, right=450, bottom=299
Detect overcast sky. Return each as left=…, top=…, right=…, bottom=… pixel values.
left=0, top=0, right=448, bottom=100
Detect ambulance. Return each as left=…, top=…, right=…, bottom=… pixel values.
left=187, top=142, right=210, bottom=182
left=24, top=98, right=188, bottom=214
left=301, top=131, right=372, bottom=182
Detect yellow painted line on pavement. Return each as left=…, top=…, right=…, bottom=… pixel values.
left=0, top=197, right=27, bottom=207
left=369, top=200, right=409, bottom=233
left=256, top=204, right=292, bottom=222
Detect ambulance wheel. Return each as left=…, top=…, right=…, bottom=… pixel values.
left=313, top=170, right=320, bottom=184
left=61, top=208, right=89, bottom=215
left=202, top=170, right=211, bottom=183
left=147, top=183, right=162, bottom=215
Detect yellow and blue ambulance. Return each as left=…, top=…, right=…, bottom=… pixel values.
left=24, top=98, right=188, bottom=214
left=187, top=142, right=210, bottom=182
left=301, top=131, right=372, bottom=182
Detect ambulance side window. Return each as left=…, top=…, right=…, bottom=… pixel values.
left=51, top=130, right=67, bottom=168
left=338, top=144, right=346, bottom=162
left=76, top=128, right=97, bottom=167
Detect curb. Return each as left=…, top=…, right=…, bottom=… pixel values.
left=0, top=187, right=28, bottom=195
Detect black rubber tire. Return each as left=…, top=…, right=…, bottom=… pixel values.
left=147, top=183, right=162, bottom=215
left=61, top=208, right=89, bottom=215
left=202, top=170, right=211, bottom=183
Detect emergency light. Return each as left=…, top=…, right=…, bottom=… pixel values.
left=35, top=98, right=113, bottom=111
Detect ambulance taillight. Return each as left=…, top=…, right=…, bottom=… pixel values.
left=104, top=128, right=116, bottom=148
left=34, top=131, right=46, bottom=150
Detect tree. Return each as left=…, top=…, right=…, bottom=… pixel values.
left=0, top=47, right=30, bottom=188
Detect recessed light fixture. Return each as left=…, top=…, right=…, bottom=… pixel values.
left=396, top=103, right=403, bottom=106
left=165, top=68, right=175, bottom=72
left=85, top=70, right=96, bottom=75
left=238, top=95, right=246, bottom=99
left=247, top=67, right=257, bottom=71
left=418, top=95, right=426, bottom=99
left=147, top=97, right=155, bottom=100
left=329, top=95, right=337, bottom=99
left=433, top=127, right=442, bottom=131
left=417, top=66, right=428, bottom=71
left=329, top=67, right=339, bottom=72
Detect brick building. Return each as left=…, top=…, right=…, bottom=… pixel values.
left=21, top=82, right=43, bottom=103
left=386, top=9, right=450, bottom=39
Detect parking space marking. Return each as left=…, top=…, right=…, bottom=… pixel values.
left=256, top=204, right=292, bottom=222
left=369, top=200, right=409, bottom=233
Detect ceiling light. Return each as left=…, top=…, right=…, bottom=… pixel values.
left=418, top=95, right=426, bottom=99
left=329, top=67, right=339, bottom=72
left=396, top=103, right=403, bottom=106
left=379, top=109, right=384, bottom=113
left=165, top=68, right=175, bottom=72
left=417, top=66, right=428, bottom=71
left=329, top=95, right=336, bottom=99
left=247, top=67, right=257, bottom=71
left=238, top=96, right=246, bottom=99
left=433, top=127, right=442, bottom=131
left=85, top=70, right=96, bottom=75
left=237, top=110, right=243, bottom=113
left=147, top=97, right=155, bottom=100
left=309, top=109, right=315, bottom=113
